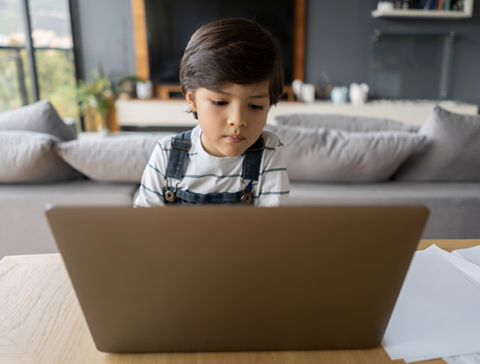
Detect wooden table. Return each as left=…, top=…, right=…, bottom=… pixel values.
left=1, top=240, right=478, bottom=364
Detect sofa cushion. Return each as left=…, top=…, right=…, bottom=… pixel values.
left=0, top=131, right=81, bottom=183
left=265, top=124, right=425, bottom=182
left=274, top=113, right=419, bottom=132
left=0, top=100, right=76, bottom=141
left=394, top=106, right=480, bottom=182
left=56, top=134, right=172, bottom=182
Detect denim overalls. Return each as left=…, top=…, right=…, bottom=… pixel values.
left=163, top=130, right=264, bottom=205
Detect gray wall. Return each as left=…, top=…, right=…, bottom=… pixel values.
left=76, top=0, right=479, bottom=105
left=305, top=0, right=480, bottom=106
left=76, top=0, right=135, bottom=82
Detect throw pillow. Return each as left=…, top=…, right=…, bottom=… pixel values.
left=0, top=131, right=81, bottom=183
left=265, top=124, right=425, bottom=182
left=274, top=113, right=419, bottom=133
left=0, top=100, right=77, bottom=141
left=56, top=134, right=171, bottom=182
left=394, top=105, right=480, bottom=181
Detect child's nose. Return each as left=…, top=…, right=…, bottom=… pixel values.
left=228, top=106, right=247, bottom=128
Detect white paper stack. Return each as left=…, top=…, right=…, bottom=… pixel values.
left=382, top=244, right=480, bottom=363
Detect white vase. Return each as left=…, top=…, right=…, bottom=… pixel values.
left=136, top=81, right=153, bottom=99
left=349, top=83, right=369, bottom=106
left=292, top=79, right=303, bottom=100
left=377, top=1, right=394, bottom=11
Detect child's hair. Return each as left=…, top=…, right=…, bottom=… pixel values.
left=179, top=18, right=284, bottom=119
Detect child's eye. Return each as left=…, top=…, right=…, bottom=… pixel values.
left=249, top=104, right=264, bottom=110
left=211, top=100, right=228, bottom=106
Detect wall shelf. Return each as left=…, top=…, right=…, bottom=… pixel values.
left=372, top=9, right=472, bottom=19
left=372, top=0, right=474, bottom=19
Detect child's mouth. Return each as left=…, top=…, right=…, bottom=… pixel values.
left=225, top=135, right=245, bottom=143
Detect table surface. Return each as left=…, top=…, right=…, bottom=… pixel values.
left=1, top=239, right=478, bottom=364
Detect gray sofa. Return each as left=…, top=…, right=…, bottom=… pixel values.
left=2, top=179, right=480, bottom=259
left=288, top=182, right=480, bottom=239
left=1, top=101, right=480, bottom=259
left=0, top=180, right=138, bottom=257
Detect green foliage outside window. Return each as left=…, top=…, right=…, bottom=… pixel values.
left=36, top=50, right=79, bottom=123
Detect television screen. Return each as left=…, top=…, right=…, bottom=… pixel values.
left=144, top=0, right=295, bottom=85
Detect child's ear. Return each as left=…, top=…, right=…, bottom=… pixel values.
left=185, top=91, right=197, bottom=112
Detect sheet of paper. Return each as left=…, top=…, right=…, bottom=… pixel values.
left=433, top=245, right=480, bottom=287
left=405, top=353, right=480, bottom=363
left=400, top=245, right=480, bottom=364
left=443, top=356, right=468, bottom=364
left=444, top=353, right=480, bottom=364
left=383, top=245, right=480, bottom=361
left=444, top=244, right=480, bottom=364
left=453, top=245, right=480, bottom=267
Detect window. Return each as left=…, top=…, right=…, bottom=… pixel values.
left=0, top=0, right=80, bottom=127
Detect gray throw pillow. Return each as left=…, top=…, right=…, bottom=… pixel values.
left=265, top=125, right=425, bottom=182
left=0, top=100, right=76, bottom=141
left=274, top=113, right=419, bottom=133
left=0, top=131, right=81, bottom=183
left=56, top=135, right=171, bottom=182
left=394, top=105, right=480, bottom=182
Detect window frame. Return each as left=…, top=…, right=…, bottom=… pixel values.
left=15, top=0, right=84, bottom=129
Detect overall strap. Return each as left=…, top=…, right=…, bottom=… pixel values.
left=165, top=188, right=245, bottom=204
left=242, top=136, right=265, bottom=182
left=165, top=130, right=192, bottom=180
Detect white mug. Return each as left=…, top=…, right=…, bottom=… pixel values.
left=330, top=86, right=349, bottom=104
left=301, top=83, right=316, bottom=104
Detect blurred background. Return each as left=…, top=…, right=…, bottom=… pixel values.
left=0, top=0, right=479, bottom=131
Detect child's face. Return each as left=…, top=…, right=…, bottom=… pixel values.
left=185, top=83, right=270, bottom=157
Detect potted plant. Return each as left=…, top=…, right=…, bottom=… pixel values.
left=116, top=75, right=144, bottom=100
left=77, top=71, right=114, bottom=133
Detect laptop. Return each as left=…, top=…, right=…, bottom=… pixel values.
left=45, top=205, right=429, bottom=353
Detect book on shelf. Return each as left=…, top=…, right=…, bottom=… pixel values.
left=412, top=0, right=455, bottom=9
left=413, top=0, right=437, bottom=9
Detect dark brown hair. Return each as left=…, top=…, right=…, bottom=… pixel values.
left=179, top=18, right=284, bottom=119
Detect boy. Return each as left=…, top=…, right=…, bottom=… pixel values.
left=135, top=18, right=290, bottom=207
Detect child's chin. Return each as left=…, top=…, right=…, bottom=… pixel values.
left=223, top=151, right=243, bottom=158
left=220, top=147, right=245, bottom=158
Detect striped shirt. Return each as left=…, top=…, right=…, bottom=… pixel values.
left=135, top=125, right=290, bottom=207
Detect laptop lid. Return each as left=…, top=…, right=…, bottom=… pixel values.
left=45, top=205, right=429, bottom=353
